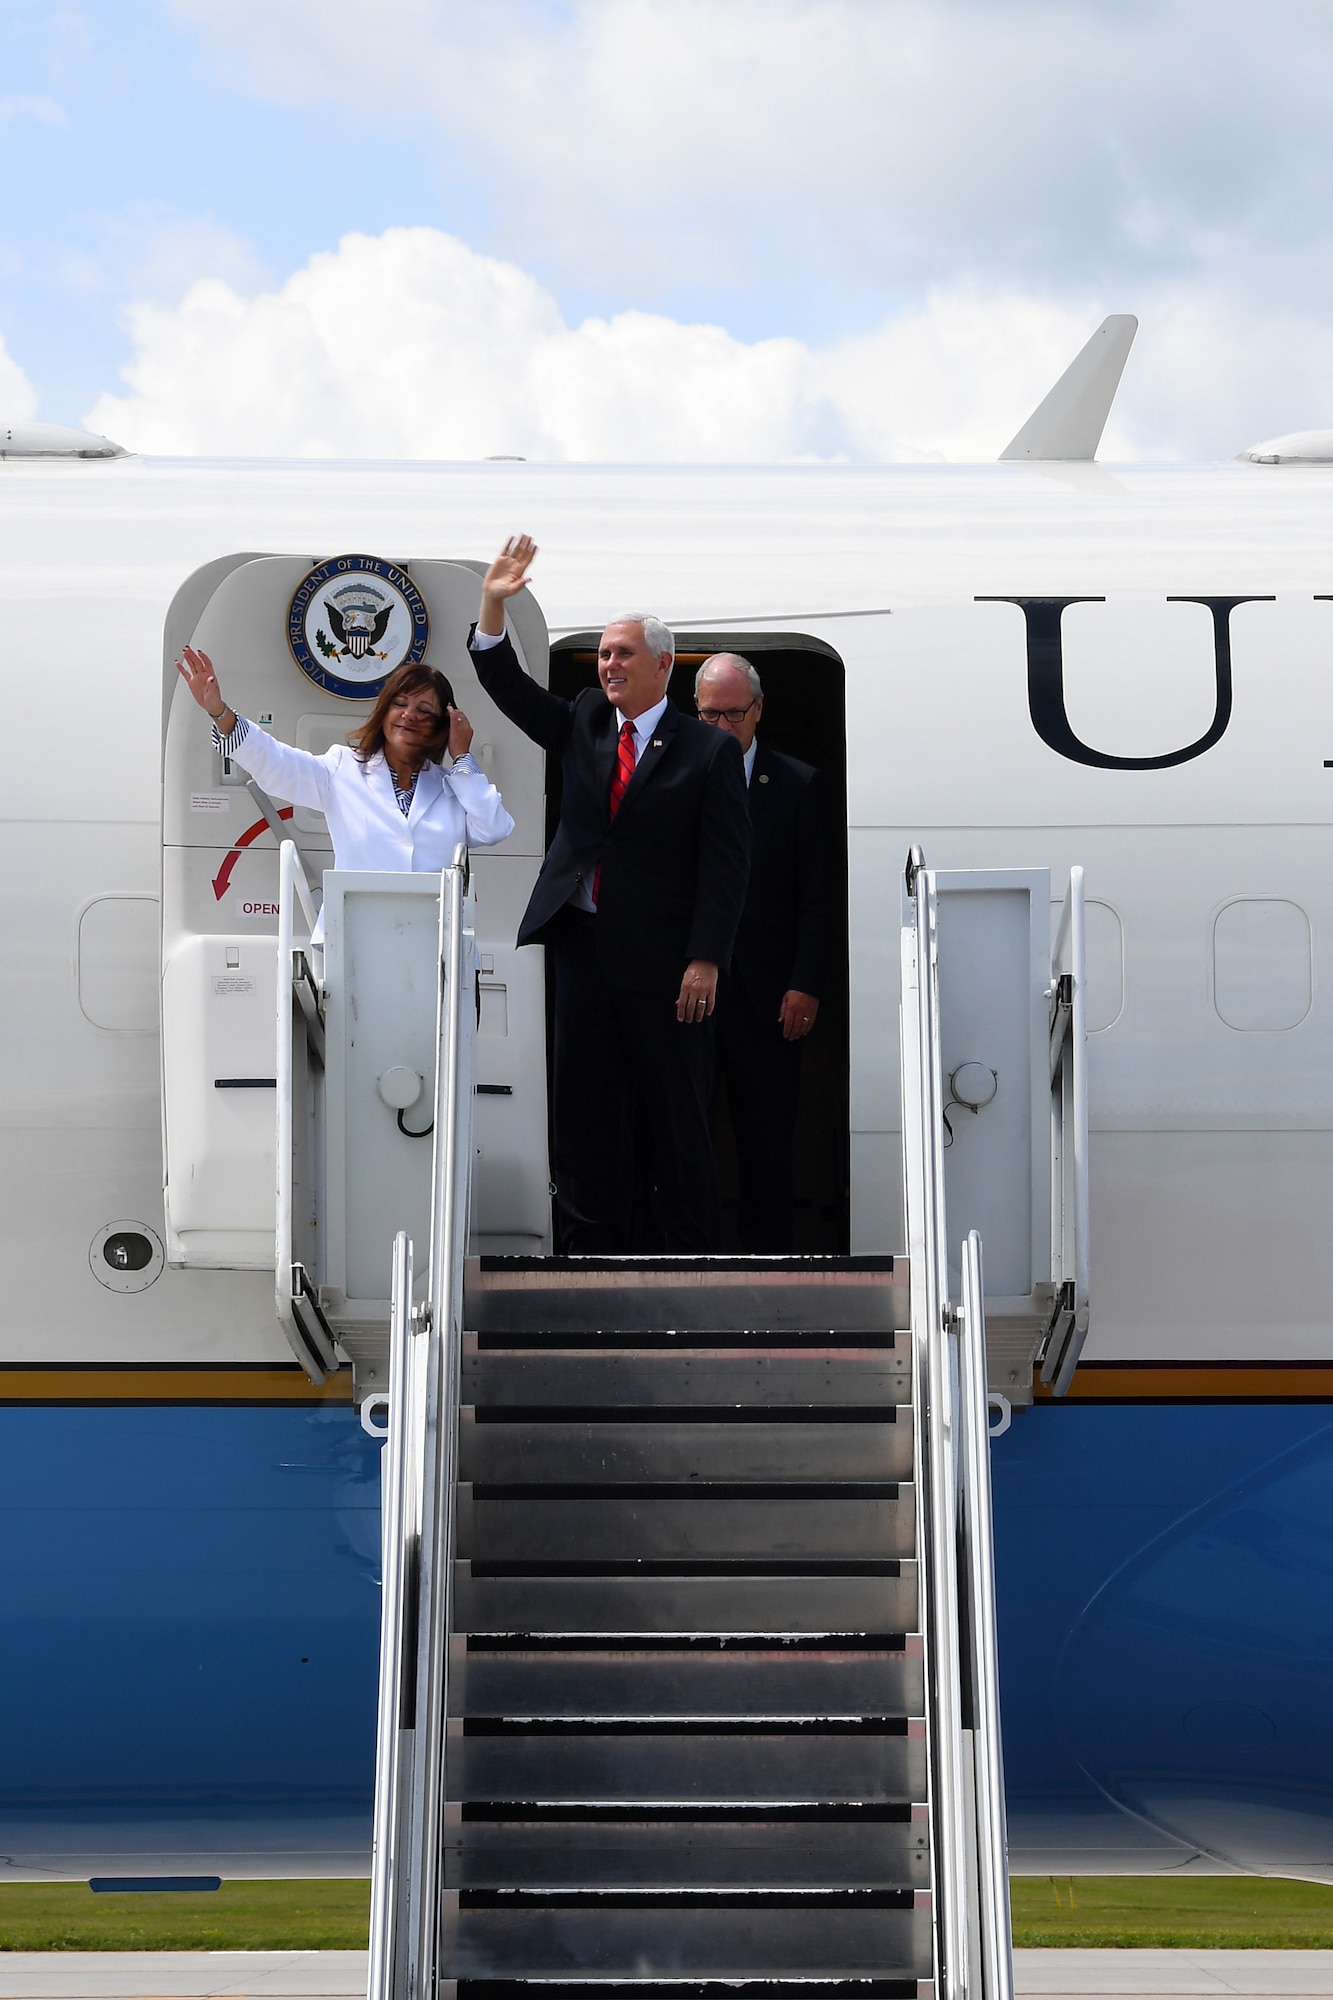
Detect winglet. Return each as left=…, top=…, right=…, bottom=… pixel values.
left=999, top=314, right=1138, bottom=462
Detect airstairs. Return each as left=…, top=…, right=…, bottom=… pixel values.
left=346, top=845, right=1091, bottom=2000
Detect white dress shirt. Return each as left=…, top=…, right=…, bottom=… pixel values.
left=569, top=696, right=668, bottom=913
left=474, top=625, right=669, bottom=916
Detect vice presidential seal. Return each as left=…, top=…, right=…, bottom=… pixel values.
left=287, top=554, right=430, bottom=700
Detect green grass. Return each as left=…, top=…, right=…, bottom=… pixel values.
left=1011, top=1873, right=1333, bottom=1948
left=2, top=1873, right=1333, bottom=1951
left=0, top=1878, right=370, bottom=1951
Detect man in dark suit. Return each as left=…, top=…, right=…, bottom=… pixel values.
left=469, top=537, right=751, bottom=1254
left=696, top=652, right=831, bottom=1252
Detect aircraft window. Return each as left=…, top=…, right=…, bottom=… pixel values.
left=547, top=632, right=849, bottom=1254
left=1213, top=899, right=1312, bottom=1032
left=77, top=895, right=160, bottom=1035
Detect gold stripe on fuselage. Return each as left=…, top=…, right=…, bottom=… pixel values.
left=0, top=1366, right=353, bottom=1404
left=0, top=1363, right=1329, bottom=1406
left=1034, top=1363, right=1333, bottom=1403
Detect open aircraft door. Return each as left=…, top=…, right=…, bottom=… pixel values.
left=912, top=856, right=1091, bottom=1406
left=159, top=551, right=553, bottom=1379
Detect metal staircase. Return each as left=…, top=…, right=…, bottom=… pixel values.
left=362, top=848, right=1041, bottom=2000
left=446, top=1256, right=927, bottom=1990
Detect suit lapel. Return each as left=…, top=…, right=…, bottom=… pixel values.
left=408, top=760, right=443, bottom=828
left=366, top=753, right=398, bottom=815
left=594, top=704, right=620, bottom=817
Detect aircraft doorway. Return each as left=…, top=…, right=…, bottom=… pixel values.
left=547, top=632, right=849, bottom=1255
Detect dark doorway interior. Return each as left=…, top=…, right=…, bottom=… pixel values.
left=547, top=632, right=849, bottom=1255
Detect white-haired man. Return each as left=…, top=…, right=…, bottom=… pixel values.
left=469, top=537, right=751, bottom=1254
left=695, top=651, right=831, bottom=1252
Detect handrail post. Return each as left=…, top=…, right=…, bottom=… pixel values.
left=1058, top=864, right=1091, bottom=1392
left=901, top=851, right=971, bottom=2000
left=1042, top=864, right=1091, bottom=1395
left=276, top=838, right=332, bottom=1379
left=409, top=849, right=473, bottom=1998
left=368, top=1231, right=415, bottom=2000
left=959, top=1231, right=1014, bottom=2000
left=276, top=840, right=296, bottom=1339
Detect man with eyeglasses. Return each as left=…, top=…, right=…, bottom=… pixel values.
left=696, top=653, right=831, bottom=1253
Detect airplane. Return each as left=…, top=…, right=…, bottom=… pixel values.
left=1, top=308, right=1331, bottom=1906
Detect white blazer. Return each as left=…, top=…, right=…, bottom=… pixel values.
left=223, top=719, right=515, bottom=874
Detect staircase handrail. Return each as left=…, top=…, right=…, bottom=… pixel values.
left=359, top=846, right=475, bottom=2000
left=367, top=1230, right=419, bottom=2000
left=901, top=849, right=971, bottom=2000
left=1041, top=865, right=1091, bottom=1395
left=958, top=1230, right=1014, bottom=2000
left=409, top=844, right=476, bottom=1998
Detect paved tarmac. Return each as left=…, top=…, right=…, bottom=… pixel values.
left=1014, top=1951, right=1333, bottom=1994
left=0, top=1956, right=363, bottom=1998
left=0, top=1952, right=1330, bottom=2000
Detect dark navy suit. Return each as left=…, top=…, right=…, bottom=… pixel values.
left=715, top=741, right=831, bottom=1251
left=470, top=628, right=751, bottom=1252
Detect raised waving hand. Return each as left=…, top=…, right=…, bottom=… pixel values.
left=175, top=644, right=228, bottom=722
left=478, top=535, right=538, bottom=635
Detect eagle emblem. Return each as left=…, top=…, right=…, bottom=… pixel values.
left=287, top=554, right=430, bottom=700
left=317, top=581, right=395, bottom=661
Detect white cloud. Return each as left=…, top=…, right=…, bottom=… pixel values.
left=166, top=0, right=1333, bottom=305
left=0, top=334, right=39, bottom=422
left=144, top=0, right=1333, bottom=456
left=0, top=92, right=67, bottom=128
left=86, top=224, right=1108, bottom=460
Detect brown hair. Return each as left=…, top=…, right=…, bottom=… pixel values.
left=350, top=661, right=457, bottom=766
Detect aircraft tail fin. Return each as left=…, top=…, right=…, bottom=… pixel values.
left=999, top=313, right=1137, bottom=462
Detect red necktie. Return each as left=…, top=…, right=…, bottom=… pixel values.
left=593, top=717, right=638, bottom=906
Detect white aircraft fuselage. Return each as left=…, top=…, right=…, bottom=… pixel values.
left=2, top=451, right=1331, bottom=1883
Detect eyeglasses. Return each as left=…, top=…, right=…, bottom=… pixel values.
left=697, top=701, right=756, bottom=726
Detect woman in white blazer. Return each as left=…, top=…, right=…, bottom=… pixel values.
left=175, top=647, right=515, bottom=887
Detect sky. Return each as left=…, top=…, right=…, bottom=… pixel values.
left=4, top=0, right=1333, bottom=462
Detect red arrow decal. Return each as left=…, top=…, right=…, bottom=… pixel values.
left=211, top=808, right=295, bottom=902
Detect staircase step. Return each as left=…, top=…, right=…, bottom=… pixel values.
left=456, top=1487, right=914, bottom=1561
left=464, top=1256, right=907, bottom=1339
left=452, top=1563, right=919, bottom=1635
left=441, top=1888, right=933, bottom=1979
left=456, top=1982, right=924, bottom=2000
left=446, top=1719, right=927, bottom=1803
left=472, top=1328, right=904, bottom=1351
left=463, top=1345, right=909, bottom=1408
left=443, top=1812, right=930, bottom=1888
left=450, top=1636, right=924, bottom=1718
left=459, top=1415, right=912, bottom=1484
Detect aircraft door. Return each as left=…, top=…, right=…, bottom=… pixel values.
left=934, top=869, right=1050, bottom=1308
left=546, top=630, right=850, bottom=1255
left=161, top=551, right=552, bottom=1287
left=927, top=865, right=1090, bottom=1400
